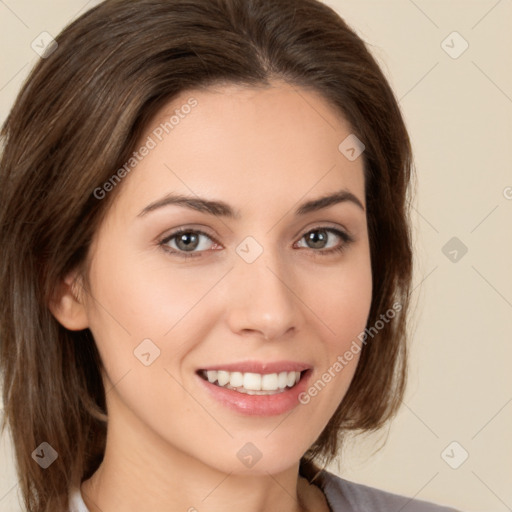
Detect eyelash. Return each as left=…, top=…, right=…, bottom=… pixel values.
left=158, top=227, right=354, bottom=260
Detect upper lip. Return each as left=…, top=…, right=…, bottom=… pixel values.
left=198, top=360, right=312, bottom=374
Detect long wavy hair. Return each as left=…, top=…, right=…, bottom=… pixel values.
left=0, top=0, right=414, bottom=510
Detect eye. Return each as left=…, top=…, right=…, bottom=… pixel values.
left=158, top=226, right=354, bottom=260
left=159, top=228, right=220, bottom=258
left=295, top=227, right=353, bottom=255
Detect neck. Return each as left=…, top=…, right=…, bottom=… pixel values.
left=80, top=401, right=326, bottom=512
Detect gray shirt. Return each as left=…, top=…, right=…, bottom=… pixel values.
left=319, top=470, right=460, bottom=511
left=69, top=470, right=460, bottom=511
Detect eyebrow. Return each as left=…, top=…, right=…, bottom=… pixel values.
left=137, top=189, right=365, bottom=218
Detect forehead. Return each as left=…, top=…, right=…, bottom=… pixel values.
left=110, top=80, right=365, bottom=219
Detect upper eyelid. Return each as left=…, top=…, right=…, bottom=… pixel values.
left=292, top=223, right=351, bottom=242
left=294, top=227, right=353, bottom=248
left=160, top=225, right=350, bottom=249
left=160, top=227, right=219, bottom=246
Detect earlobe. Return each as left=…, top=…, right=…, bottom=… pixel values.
left=48, top=272, right=90, bottom=331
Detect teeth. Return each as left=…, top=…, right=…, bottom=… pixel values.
left=261, top=373, right=278, bottom=390
left=230, top=371, right=244, bottom=388
left=278, top=371, right=288, bottom=389
left=201, top=370, right=302, bottom=393
left=243, top=372, right=261, bottom=390
left=217, top=370, right=230, bottom=386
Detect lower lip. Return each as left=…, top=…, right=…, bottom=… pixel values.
left=196, top=370, right=312, bottom=416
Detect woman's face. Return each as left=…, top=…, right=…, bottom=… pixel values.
left=80, top=80, right=372, bottom=475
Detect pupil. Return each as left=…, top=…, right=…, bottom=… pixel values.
left=307, top=230, right=327, bottom=249
left=177, top=232, right=199, bottom=251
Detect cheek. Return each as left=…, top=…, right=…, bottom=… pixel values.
left=85, top=244, right=221, bottom=341
left=306, top=251, right=373, bottom=347
left=297, top=252, right=372, bottom=408
left=82, top=252, right=211, bottom=441
left=82, top=246, right=231, bottom=402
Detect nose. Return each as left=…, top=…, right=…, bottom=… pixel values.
left=224, top=247, right=301, bottom=341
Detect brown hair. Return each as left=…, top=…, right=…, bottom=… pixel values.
left=0, top=0, right=414, bottom=510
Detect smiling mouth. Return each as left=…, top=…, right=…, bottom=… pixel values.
left=197, top=369, right=308, bottom=395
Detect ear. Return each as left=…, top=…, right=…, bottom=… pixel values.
left=48, top=271, right=90, bottom=331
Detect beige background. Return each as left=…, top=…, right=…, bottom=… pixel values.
left=1, top=1, right=511, bottom=511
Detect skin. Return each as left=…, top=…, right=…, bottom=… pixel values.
left=51, top=80, right=372, bottom=512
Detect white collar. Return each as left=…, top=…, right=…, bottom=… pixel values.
left=68, top=487, right=89, bottom=512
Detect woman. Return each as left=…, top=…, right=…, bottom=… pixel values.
left=0, top=0, right=460, bottom=511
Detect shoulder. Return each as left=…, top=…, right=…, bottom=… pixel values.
left=317, top=470, right=461, bottom=512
